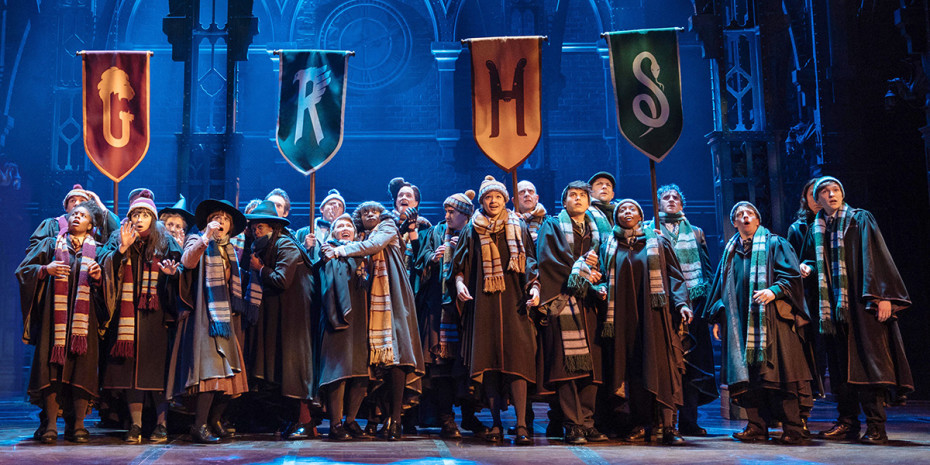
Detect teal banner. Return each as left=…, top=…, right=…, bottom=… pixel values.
left=276, top=50, right=351, bottom=175
left=605, top=29, right=683, bottom=162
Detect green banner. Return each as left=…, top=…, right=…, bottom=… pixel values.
left=605, top=29, right=683, bottom=163
left=276, top=50, right=351, bottom=175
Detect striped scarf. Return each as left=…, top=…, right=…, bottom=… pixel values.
left=471, top=209, right=526, bottom=293
left=521, top=202, right=547, bottom=241
left=110, top=252, right=161, bottom=358
left=656, top=212, right=706, bottom=300
left=436, top=226, right=461, bottom=359
left=600, top=223, right=665, bottom=337
left=813, top=204, right=850, bottom=335
left=555, top=295, right=593, bottom=372
left=203, top=238, right=244, bottom=338
left=50, top=233, right=96, bottom=365
left=368, top=249, right=395, bottom=365
left=558, top=210, right=601, bottom=295
left=720, top=226, right=770, bottom=365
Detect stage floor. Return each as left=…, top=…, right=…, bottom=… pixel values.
left=1, top=398, right=928, bottom=464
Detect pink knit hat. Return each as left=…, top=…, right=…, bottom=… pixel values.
left=127, top=188, right=158, bottom=218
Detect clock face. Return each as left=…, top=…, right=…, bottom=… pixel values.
left=321, top=0, right=412, bottom=90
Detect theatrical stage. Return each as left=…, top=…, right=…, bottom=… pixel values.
left=1, top=399, right=928, bottom=464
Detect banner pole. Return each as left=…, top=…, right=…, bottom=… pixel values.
left=113, top=181, right=119, bottom=216
left=309, top=171, right=316, bottom=228
left=511, top=169, right=521, bottom=214
left=649, top=160, right=660, bottom=225
left=235, top=177, right=240, bottom=209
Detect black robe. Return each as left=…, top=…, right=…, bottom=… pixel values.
left=535, top=216, right=602, bottom=388
left=318, top=253, right=372, bottom=390
left=16, top=236, right=106, bottom=401
left=599, top=234, right=688, bottom=409
left=706, top=233, right=813, bottom=397
left=803, top=208, right=913, bottom=392
left=413, top=222, right=466, bottom=368
left=247, top=234, right=317, bottom=400
left=451, top=216, right=538, bottom=384
left=99, top=230, right=183, bottom=391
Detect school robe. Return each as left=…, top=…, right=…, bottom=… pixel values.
left=99, top=230, right=183, bottom=391
left=318, top=252, right=372, bottom=390
left=535, top=216, right=602, bottom=388
left=804, top=208, right=913, bottom=393
left=337, top=220, right=425, bottom=385
left=705, top=233, right=813, bottom=396
left=248, top=234, right=317, bottom=400
left=450, top=216, right=538, bottom=384
left=166, top=235, right=248, bottom=398
left=599, top=234, right=688, bottom=409
left=16, top=236, right=106, bottom=401
left=413, top=222, right=466, bottom=367
left=648, top=219, right=718, bottom=406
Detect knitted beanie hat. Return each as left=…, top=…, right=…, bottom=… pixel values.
left=444, top=190, right=476, bottom=216
left=478, top=175, right=508, bottom=201
left=320, top=189, right=346, bottom=212
left=813, top=176, right=845, bottom=199
left=127, top=188, right=158, bottom=218
left=730, top=201, right=761, bottom=224
left=614, top=198, right=644, bottom=223
left=62, top=184, right=90, bottom=210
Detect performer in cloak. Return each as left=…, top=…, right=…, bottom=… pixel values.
left=159, top=195, right=196, bottom=247
left=535, top=181, right=608, bottom=445
left=388, top=177, right=431, bottom=274
left=27, top=184, right=119, bottom=254
left=645, top=184, right=718, bottom=436
left=785, top=177, right=827, bottom=436
left=412, top=190, right=475, bottom=439
left=587, top=172, right=618, bottom=226
left=705, top=201, right=812, bottom=445
left=295, top=188, right=346, bottom=253
left=99, top=189, right=182, bottom=444
left=805, top=177, right=913, bottom=445
left=16, top=201, right=106, bottom=444
left=514, top=180, right=547, bottom=241
left=322, top=201, right=425, bottom=441
left=318, top=214, right=374, bottom=441
left=244, top=200, right=319, bottom=440
left=451, top=176, right=540, bottom=445
left=599, top=199, right=692, bottom=445
left=167, top=199, right=249, bottom=444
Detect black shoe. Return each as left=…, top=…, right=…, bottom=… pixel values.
left=190, top=424, right=219, bottom=444
left=40, top=428, right=58, bottom=444
left=65, top=427, right=90, bottom=444
left=328, top=422, right=352, bottom=441
left=485, top=426, right=503, bottom=443
left=732, top=426, right=768, bottom=443
left=210, top=419, right=233, bottom=439
left=679, top=422, right=707, bottom=437
left=150, top=424, right=168, bottom=443
left=776, top=430, right=811, bottom=445
left=513, top=425, right=533, bottom=446
left=33, top=418, right=48, bottom=441
left=800, top=418, right=811, bottom=439
left=622, top=425, right=648, bottom=443
left=124, top=424, right=143, bottom=444
left=662, top=428, right=686, bottom=445
left=584, top=426, right=608, bottom=442
left=564, top=425, right=587, bottom=445
left=818, top=422, right=860, bottom=441
left=284, top=423, right=310, bottom=440
left=440, top=422, right=463, bottom=439
left=461, top=417, right=489, bottom=439
left=344, top=421, right=373, bottom=440
left=383, top=421, right=402, bottom=441
left=363, top=421, right=379, bottom=437
left=860, top=425, right=888, bottom=445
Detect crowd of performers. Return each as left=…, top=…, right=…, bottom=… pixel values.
left=16, top=172, right=913, bottom=446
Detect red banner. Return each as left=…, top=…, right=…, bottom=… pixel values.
left=82, top=51, right=151, bottom=182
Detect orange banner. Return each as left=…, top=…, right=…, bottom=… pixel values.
left=82, top=51, right=151, bottom=182
left=468, top=36, right=543, bottom=172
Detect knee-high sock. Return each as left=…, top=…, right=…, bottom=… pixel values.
left=44, top=391, right=59, bottom=431
left=328, top=381, right=347, bottom=424
left=153, top=391, right=168, bottom=426
left=72, top=395, right=89, bottom=430
left=195, top=391, right=215, bottom=427
left=511, top=377, right=528, bottom=427
left=346, top=379, right=367, bottom=424
left=210, top=395, right=230, bottom=425
left=126, top=389, right=145, bottom=427
left=298, top=399, right=313, bottom=425
left=390, top=367, right=405, bottom=424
